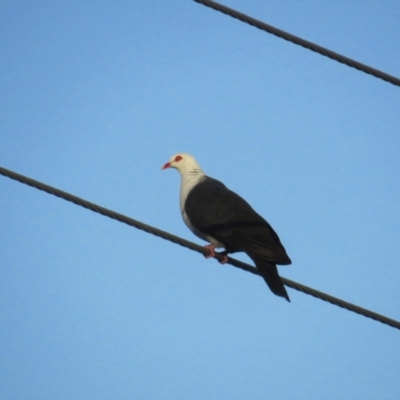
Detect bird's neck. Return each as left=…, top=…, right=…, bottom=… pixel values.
left=179, top=169, right=205, bottom=213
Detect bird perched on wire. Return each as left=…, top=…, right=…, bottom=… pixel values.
left=162, top=153, right=292, bottom=302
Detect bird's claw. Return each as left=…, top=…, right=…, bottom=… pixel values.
left=216, top=253, right=229, bottom=264
left=203, top=245, right=229, bottom=264
left=203, top=244, right=216, bottom=259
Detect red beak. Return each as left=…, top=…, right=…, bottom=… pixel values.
left=161, top=162, right=171, bottom=170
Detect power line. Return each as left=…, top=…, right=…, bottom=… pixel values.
left=194, top=0, right=400, bottom=88
left=1, top=165, right=399, bottom=330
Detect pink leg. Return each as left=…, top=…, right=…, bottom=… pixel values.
left=218, top=255, right=229, bottom=264
left=203, top=244, right=216, bottom=259
left=203, top=244, right=229, bottom=264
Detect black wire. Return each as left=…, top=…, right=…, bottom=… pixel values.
left=194, top=0, right=400, bottom=88
left=1, top=165, right=399, bottom=330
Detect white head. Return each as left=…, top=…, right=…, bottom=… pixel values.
left=161, top=153, right=205, bottom=176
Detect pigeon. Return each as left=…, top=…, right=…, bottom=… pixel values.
left=162, top=153, right=291, bottom=301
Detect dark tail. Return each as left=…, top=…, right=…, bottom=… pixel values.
left=249, top=256, right=290, bottom=302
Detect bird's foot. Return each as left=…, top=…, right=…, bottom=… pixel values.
left=203, top=245, right=229, bottom=264
left=216, top=252, right=229, bottom=264
left=203, top=244, right=217, bottom=259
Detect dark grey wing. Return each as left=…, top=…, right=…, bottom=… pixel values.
left=184, top=177, right=291, bottom=265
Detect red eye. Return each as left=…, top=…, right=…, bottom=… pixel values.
left=174, top=155, right=183, bottom=162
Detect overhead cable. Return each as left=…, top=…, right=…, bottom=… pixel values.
left=1, top=165, right=399, bottom=331
left=194, top=0, right=400, bottom=88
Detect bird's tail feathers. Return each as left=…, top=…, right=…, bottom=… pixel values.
left=249, top=255, right=290, bottom=302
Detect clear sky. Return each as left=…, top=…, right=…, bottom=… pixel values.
left=1, top=1, right=400, bottom=399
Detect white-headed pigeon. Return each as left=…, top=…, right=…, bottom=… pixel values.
left=162, top=153, right=291, bottom=301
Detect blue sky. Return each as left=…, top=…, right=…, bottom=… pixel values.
left=1, top=1, right=400, bottom=399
